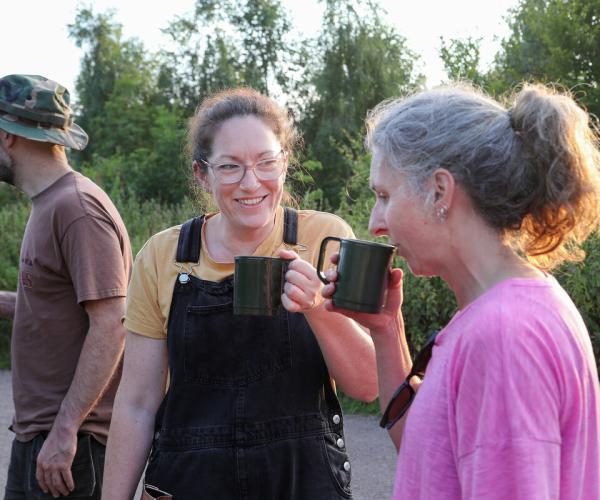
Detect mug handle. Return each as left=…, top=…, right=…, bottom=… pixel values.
left=316, top=236, right=341, bottom=285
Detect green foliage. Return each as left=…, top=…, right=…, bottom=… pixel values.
left=300, top=0, right=424, bottom=206
left=159, top=8, right=243, bottom=114
left=334, top=134, right=374, bottom=239
left=555, top=235, right=600, bottom=365
left=439, top=36, right=487, bottom=87
left=159, top=0, right=294, bottom=114
left=0, top=198, right=30, bottom=369
left=230, top=0, right=293, bottom=95
left=338, top=392, right=380, bottom=415
left=68, top=9, right=161, bottom=161
left=117, top=196, right=197, bottom=255
left=68, top=8, right=191, bottom=204
left=0, top=322, right=9, bottom=369
left=66, top=1, right=427, bottom=210
left=0, top=199, right=30, bottom=291
left=488, top=0, right=600, bottom=112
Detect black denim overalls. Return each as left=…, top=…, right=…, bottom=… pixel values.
left=144, top=208, right=353, bottom=500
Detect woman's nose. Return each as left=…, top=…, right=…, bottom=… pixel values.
left=238, top=167, right=261, bottom=190
left=368, top=208, right=387, bottom=237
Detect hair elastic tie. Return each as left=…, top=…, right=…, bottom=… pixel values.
left=507, top=108, right=517, bottom=131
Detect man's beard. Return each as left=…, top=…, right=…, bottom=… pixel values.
left=0, top=144, right=15, bottom=185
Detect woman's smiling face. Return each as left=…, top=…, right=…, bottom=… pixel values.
left=198, top=114, right=287, bottom=233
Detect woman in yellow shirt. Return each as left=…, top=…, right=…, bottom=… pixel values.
left=102, top=88, right=377, bottom=499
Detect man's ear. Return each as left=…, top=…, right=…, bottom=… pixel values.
left=192, top=160, right=211, bottom=193
left=0, top=130, right=16, bottom=149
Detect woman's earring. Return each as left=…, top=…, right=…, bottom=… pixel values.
left=436, top=205, right=448, bottom=223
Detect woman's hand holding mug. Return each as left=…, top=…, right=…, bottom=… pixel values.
left=279, top=249, right=323, bottom=313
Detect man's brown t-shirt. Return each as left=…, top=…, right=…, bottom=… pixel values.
left=11, top=170, right=132, bottom=443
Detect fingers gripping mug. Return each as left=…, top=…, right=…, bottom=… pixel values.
left=316, top=237, right=395, bottom=313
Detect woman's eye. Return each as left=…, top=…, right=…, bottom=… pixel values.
left=375, top=192, right=388, bottom=200
left=257, top=159, right=278, bottom=168
left=217, top=164, right=242, bottom=171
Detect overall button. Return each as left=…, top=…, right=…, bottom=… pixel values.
left=178, top=273, right=190, bottom=284
left=343, top=461, right=351, bottom=472
left=332, top=414, right=341, bottom=425
left=336, top=437, right=345, bottom=448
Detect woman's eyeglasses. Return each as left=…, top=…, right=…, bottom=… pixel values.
left=200, top=150, right=287, bottom=185
left=379, top=330, right=439, bottom=430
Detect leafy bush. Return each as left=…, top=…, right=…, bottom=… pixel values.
left=0, top=197, right=30, bottom=291
left=0, top=194, right=30, bottom=369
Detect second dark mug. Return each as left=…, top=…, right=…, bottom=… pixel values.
left=234, top=256, right=290, bottom=316
left=317, top=237, right=395, bottom=313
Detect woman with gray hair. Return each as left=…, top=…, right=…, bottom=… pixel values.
left=322, top=83, right=600, bottom=499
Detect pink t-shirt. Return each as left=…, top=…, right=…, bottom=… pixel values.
left=394, top=276, right=600, bottom=500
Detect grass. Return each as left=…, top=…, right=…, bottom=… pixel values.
left=0, top=320, right=10, bottom=370
left=338, top=392, right=381, bottom=416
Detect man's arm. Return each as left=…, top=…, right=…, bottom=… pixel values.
left=35, top=296, right=126, bottom=497
left=0, top=291, right=16, bottom=319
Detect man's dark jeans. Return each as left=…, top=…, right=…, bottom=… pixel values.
left=3, top=434, right=105, bottom=500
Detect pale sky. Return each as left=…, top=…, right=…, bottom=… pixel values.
left=1, top=0, right=519, bottom=100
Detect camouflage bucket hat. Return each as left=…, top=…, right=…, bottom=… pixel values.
left=0, top=74, right=88, bottom=150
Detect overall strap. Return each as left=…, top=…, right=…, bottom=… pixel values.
left=177, top=209, right=295, bottom=262
left=176, top=216, right=205, bottom=263
left=283, top=207, right=298, bottom=245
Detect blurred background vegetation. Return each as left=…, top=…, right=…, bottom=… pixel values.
left=1, top=0, right=599, bottom=409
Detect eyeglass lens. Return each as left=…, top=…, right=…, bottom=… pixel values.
left=380, top=381, right=415, bottom=429
left=379, top=330, right=439, bottom=429
left=214, top=154, right=284, bottom=184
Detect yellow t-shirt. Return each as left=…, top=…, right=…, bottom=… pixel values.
left=124, top=207, right=355, bottom=339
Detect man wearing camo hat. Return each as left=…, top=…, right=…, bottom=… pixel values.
left=0, top=74, right=132, bottom=499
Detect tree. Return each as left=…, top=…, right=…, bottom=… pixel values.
left=490, top=0, right=600, bottom=112
left=439, top=36, right=486, bottom=86
left=231, top=0, right=293, bottom=95
left=158, top=0, right=293, bottom=115
left=159, top=9, right=241, bottom=115
left=299, top=0, right=423, bottom=206
left=69, top=7, right=189, bottom=203
left=68, top=8, right=162, bottom=160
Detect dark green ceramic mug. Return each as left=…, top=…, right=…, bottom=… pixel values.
left=317, top=237, right=395, bottom=313
left=234, top=256, right=290, bottom=316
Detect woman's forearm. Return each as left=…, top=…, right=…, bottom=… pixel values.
left=371, top=314, right=412, bottom=451
left=102, top=403, right=155, bottom=500
left=102, top=332, right=168, bottom=500
left=305, top=306, right=378, bottom=402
